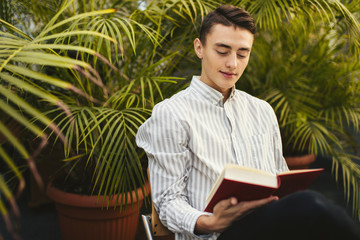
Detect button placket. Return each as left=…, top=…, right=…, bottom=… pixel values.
left=224, top=103, right=239, bottom=161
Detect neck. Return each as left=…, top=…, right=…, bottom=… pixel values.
left=223, top=88, right=232, bottom=103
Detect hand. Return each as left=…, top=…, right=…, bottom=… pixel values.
left=195, top=196, right=278, bottom=234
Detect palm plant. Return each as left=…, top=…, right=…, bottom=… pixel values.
left=0, top=0, right=153, bottom=237
left=1, top=0, right=360, bottom=238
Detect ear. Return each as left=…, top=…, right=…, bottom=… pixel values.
left=194, top=38, right=203, bottom=59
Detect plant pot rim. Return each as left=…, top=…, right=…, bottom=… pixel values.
left=285, top=153, right=316, bottom=162
left=46, top=179, right=150, bottom=208
left=285, top=153, right=316, bottom=170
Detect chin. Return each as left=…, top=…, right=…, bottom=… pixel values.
left=218, top=85, right=234, bottom=92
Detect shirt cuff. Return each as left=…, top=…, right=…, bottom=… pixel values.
left=181, top=210, right=213, bottom=238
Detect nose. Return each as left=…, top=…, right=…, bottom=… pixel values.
left=225, top=52, right=237, bottom=69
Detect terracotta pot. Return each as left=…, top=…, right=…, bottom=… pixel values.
left=285, top=153, right=316, bottom=170
left=47, top=180, right=150, bottom=240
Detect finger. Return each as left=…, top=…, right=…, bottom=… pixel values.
left=241, top=196, right=278, bottom=210
left=252, top=196, right=278, bottom=207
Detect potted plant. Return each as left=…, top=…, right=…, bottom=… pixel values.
left=32, top=2, right=175, bottom=240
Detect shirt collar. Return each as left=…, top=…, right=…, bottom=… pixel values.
left=190, top=76, right=236, bottom=105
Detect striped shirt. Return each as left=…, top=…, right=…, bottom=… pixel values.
left=136, top=76, right=289, bottom=240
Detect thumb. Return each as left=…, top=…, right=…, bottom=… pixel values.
left=213, top=197, right=239, bottom=214
left=229, top=197, right=238, bottom=206
left=221, top=197, right=238, bottom=209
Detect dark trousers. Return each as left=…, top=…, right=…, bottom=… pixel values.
left=218, top=190, right=360, bottom=240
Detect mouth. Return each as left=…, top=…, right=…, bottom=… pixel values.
left=220, top=71, right=237, bottom=78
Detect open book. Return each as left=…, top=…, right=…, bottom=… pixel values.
left=204, top=164, right=323, bottom=213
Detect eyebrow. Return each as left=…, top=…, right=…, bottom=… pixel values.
left=215, top=43, right=250, bottom=51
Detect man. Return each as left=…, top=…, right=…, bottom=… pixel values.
left=136, top=5, right=360, bottom=240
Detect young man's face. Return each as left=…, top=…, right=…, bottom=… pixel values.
left=194, top=24, right=254, bottom=98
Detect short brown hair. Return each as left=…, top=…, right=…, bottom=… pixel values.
left=199, top=5, right=256, bottom=45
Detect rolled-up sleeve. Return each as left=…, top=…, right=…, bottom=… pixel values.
left=136, top=101, right=209, bottom=237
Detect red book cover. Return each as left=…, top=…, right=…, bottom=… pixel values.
left=274, top=169, right=323, bottom=198
left=204, top=165, right=323, bottom=213
left=204, top=179, right=278, bottom=213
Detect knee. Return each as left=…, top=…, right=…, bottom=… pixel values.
left=290, top=190, right=326, bottom=203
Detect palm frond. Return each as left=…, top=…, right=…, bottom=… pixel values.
left=0, top=174, right=20, bottom=240
left=332, top=154, right=360, bottom=220
left=52, top=106, right=150, bottom=208
left=234, top=0, right=360, bottom=56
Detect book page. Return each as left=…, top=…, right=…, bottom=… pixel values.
left=225, top=164, right=278, bottom=188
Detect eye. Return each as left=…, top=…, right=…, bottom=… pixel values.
left=237, top=54, right=246, bottom=58
left=216, top=51, right=228, bottom=55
